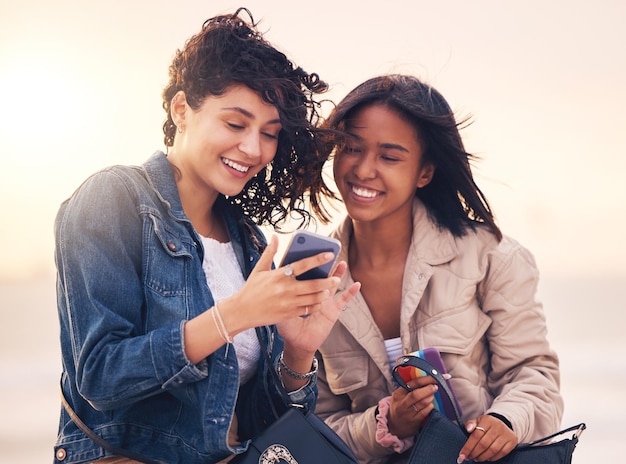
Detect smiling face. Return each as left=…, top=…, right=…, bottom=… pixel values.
left=169, top=84, right=282, bottom=200
left=333, top=103, right=434, bottom=226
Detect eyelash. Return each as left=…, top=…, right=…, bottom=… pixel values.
left=227, top=123, right=279, bottom=140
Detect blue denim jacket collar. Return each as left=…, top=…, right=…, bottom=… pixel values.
left=143, top=151, right=187, bottom=219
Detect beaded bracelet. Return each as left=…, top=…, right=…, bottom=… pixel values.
left=278, top=352, right=318, bottom=380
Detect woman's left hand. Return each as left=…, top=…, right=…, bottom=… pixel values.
left=277, top=261, right=360, bottom=355
left=457, top=415, right=518, bottom=463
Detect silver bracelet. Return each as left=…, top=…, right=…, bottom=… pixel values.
left=278, top=352, right=318, bottom=380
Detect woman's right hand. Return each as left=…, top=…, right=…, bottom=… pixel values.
left=184, top=235, right=343, bottom=363
left=222, top=234, right=342, bottom=332
left=458, top=415, right=518, bottom=463
left=387, top=376, right=439, bottom=438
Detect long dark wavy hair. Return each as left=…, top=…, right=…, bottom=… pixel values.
left=324, top=74, right=502, bottom=241
left=162, top=8, right=332, bottom=228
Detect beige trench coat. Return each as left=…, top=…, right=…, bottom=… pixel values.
left=316, top=199, right=563, bottom=464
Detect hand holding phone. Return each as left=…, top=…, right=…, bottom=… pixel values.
left=279, top=230, right=341, bottom=280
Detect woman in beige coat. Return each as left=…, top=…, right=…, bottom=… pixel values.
left=315, top=75, right=563, bottom=464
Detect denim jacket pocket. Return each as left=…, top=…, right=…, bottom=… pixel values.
left=144, top=212, right=194, bottom=296
left=141, top=213, right=198, bottom=329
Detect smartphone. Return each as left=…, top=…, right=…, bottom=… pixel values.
left=279, top=230, right=341, bottom=280
left=395, top=348, right=462, bottom=420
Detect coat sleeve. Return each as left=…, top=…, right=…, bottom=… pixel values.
left=56, top=169, right=207, bottom=410
left=479, top=236, right=564, bottom=441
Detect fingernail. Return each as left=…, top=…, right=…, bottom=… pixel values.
left=466, top=422, right=476, bottom=432
left=443, top=373, right=452, bottom=380
left=456, top=454, right=466, bottom=464
left=324, top=252, right=334, bottom=260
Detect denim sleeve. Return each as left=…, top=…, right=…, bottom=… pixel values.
left=56, top=170, right=207, bottom=411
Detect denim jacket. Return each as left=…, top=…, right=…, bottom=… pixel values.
left=53, top=151, right=316, bottom=464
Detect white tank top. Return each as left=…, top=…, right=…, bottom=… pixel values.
left=384, top=336, right=403, bottom=371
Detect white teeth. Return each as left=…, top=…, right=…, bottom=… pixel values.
left=222, top=158, right=249, bottom=173
left=352, top=186, right=378, bottom=198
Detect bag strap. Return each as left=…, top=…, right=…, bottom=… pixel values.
left=392, top=355, right=587, bottom=447
left=59, top=380, right=163, bottom=464
left=517, top=422, right=587, bottom=448
left=392, top=354, right=467, bottom=429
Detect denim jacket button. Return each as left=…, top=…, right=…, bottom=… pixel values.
left=167, top=241, right=177, bottom=251
left=56, top=448, right=67, bottom=461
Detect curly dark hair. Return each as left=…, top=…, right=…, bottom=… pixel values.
left=162, top=8, right=333, bottom=228
left=323, top=74, right=502, bottom=241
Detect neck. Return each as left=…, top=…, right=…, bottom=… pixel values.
left=168, top=155, right=224, bottom=239
left=349, top=216, right=413, bottom=268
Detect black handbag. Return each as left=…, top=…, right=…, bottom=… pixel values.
left=233, top=335, right=358, bottom=464
left=392, top=355, right=586, bottom=464
left=232, top=406, right=358, bottom=464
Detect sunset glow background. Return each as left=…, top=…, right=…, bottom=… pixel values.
left=1, top=0, right=624, bottom=461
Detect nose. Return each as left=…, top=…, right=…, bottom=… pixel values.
left=238, top=131, right=262, bottom=159
left=353, top=152, right=376, bottom=180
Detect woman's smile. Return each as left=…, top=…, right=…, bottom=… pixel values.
left=349, top=182, right=383, bottom=200
left=222, top=157, right=252, bottom=177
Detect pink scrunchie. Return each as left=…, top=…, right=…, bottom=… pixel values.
left=375, top=396, right=414, bottom=453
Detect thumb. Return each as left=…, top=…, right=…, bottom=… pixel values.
left=251, top=234, right=278, bottom=274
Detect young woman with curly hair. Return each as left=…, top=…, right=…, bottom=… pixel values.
left=53, top=9, right=359, bottom=464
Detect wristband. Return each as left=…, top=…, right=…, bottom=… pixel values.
left=375, top=396, right=414, bottom=453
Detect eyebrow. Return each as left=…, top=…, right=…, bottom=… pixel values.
left=379, top=143, right=409, bottom=153
left=346, top=131, right=409, bottom=153
left=222, top=106, right=282, bottom=125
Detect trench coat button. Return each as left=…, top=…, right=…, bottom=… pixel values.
left=418, top=273, right=425, bottom=280
left=56, top=448, right=67, bottom=461
left=167, top=241, right=177, bottom=251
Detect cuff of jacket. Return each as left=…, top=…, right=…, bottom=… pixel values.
left=273, top=356, right=318, bottom=412
left=488, top=412, right=513, bottom=430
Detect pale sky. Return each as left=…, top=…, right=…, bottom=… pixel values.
left=1, top=0, right=625, bottom=281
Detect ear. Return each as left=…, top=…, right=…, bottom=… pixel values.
left=170, top=91, right=187, bottom=129
left=416, top=162, right=435, bottom=188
